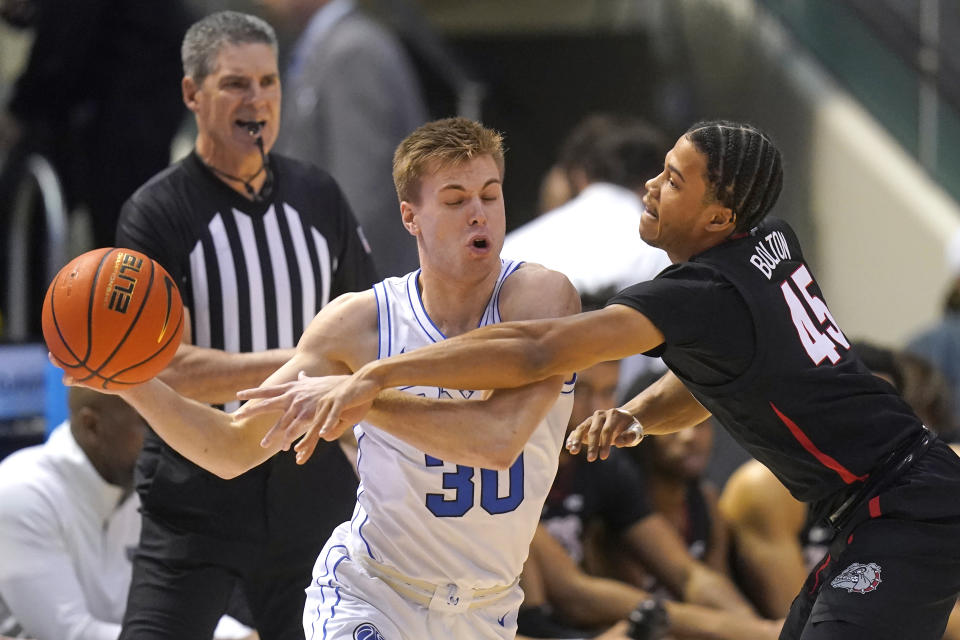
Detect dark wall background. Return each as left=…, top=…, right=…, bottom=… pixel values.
left=412, top=31, right=665, bottom=231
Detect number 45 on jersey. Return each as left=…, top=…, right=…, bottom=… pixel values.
left=781, top=264, right=850, bottom=365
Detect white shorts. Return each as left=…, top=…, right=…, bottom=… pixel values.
left=302, top=523, right=523, bottom=640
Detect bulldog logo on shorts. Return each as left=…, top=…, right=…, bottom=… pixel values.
left=830, top=562, right=882, bottom=594
left=353, top=622, right=385, bottom=640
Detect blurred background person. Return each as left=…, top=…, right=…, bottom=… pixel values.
left=907, top=228, right=960, bottom=433
left=504, top=116, right=673, bottom=393
left=529, top=114, right=626, bottom=217
left=519, top=523, right=780, bottom=640
left=0, top=387, right=255, bottom=640
left=604, top=400, right=731, bottom=595
left=538, top=295, right=753, bottom=620
left=0, top=0, right=190, bottom=342
left=0, top=0, right=189, bottom=247
left=0, top=388, right=145, bottom=639
left=857, top=341, right=958, bottom=440
left=503, top=113, right=670, bottom=297
left=262, top=0, right=429, bottom=277
left=565, top=364, right=735, bottom=605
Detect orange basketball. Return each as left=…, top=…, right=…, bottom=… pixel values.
left=42, top=247, right=185, bottom=390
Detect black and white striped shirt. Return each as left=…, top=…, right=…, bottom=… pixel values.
left=119, top=152, right=377, bottom=376
left=115, top=152, right=377, bottom=541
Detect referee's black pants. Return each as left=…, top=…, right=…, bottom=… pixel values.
left=121, top=511, right=324, bottom=640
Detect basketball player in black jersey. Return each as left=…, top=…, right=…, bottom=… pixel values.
left=255, top=120, right=960, bottom=640
left=113, top=12, right=377, bottom=640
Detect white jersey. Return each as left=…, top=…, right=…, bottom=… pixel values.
left=345, top=260, right=575, bottom=589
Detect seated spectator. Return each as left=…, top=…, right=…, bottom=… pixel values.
left=519, top=523, right=780, bottom=639
left=604, top=411, right=732, bottom=595
left=537, top=317, right=754, bottom=617
left=0, top=387, right=255, bottom=640
left=718, top=458, right=814, bottom=620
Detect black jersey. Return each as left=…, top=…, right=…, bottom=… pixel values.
left=610, top=218, right=923, bottom=507
left=116, top=152, right=378, bottom=547
left=542, top=450, right=653, bottom=563
left=677, top=479, right=711, bottom=559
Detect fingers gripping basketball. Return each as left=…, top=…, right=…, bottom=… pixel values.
left=42, top=247, right=185, bottom=390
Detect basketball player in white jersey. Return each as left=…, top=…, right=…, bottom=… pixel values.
left=57, top=118, right=580, bottom=639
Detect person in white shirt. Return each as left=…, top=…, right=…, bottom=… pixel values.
left=0, top=388, right=145, bottom=640
left=0, top=388, right=255, bottom=640
left=264, top=0, right=428, bottom=277
left=504, top=114, right=672, bottom=390
left=503, top=114, right=671, bottom=295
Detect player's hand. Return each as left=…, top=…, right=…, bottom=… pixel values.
left=565, top=407, right=644, bottom=461
left=236, top=371, right=376, bottom=463
left=294, top=370, right=383, bottom=464
left=47, top=351, right=128, bottom=394
left=236, top=371, right=350, bottom=450
left=49, top=351, right=76, bottom=385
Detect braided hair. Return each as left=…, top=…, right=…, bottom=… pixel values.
left=684, top=120, right=783, bottom=233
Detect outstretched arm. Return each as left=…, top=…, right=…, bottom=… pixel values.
left=530, top=525, right=780, bottom=640
left=115, top=354, right=327, bottom=479
left=360, top=303, right=663, bottom=392
left=241, top=264, right=586, bottom=465
left=248, top=302, right=665, bottom=454
left=566, top=370, right=711, bottom=461
left=57, top=292, right=375, bottom=478
left=361, top=375, right=565, bottom=470
left=158, top=307, right=295, bottom=404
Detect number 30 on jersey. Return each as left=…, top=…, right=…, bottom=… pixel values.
left=424, top=454, right=524, bottom=517
left=780, top=264, right=850, bottom=365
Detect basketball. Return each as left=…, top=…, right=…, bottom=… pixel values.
left=42, top=247, right=185, bottom=390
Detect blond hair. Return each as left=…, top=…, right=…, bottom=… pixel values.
left=393, top=118, right=505, bottom=203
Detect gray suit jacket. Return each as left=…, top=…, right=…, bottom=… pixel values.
left=278, top=6, right=428, bottom=278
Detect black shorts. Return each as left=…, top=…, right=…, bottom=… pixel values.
left=782, top=442, right=960, bottom=640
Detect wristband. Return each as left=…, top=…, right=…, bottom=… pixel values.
left=625, top=596, right=669, bottom=640
left=613, top=408, right=644, bottom=444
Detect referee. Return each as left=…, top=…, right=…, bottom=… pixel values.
left=114, top=12, right=377, bottom=640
